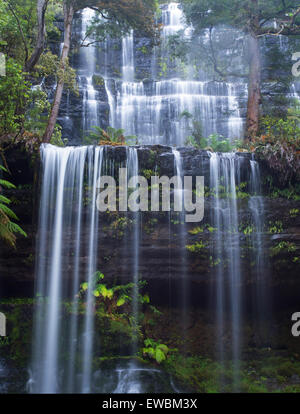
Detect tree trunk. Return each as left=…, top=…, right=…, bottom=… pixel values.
left=24, top=0, right=49, bottom=73
left=246, top=4, right=261, bottom=140
left=43, top=1, right=74, bottom=143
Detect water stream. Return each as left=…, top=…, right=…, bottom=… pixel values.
left=19, top=1, right=286, bottom=395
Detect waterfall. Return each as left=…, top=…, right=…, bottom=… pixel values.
left=122, top=31, right=135, bottom=82
left=209, top=153, right=242, bottom=386
left=99, top=2, right=246, bottom=146
left=210, top=153, right=224, bottom=363
left=249, top=158, right=271, bottom=342
left=81, top=147, right=104, bottom=393
left=126, top=147, right=140, bottom=354
left=31, top=145, right=87, bottom=393
left=80, top=9, right=99, bottom=135
left=30, top=144, right=149, bottom=393
left=30, top=145, right=104, bottom=393
left=172, top=149, right=189, bottom=339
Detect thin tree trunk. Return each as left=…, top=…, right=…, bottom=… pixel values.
left=43, top=1, right=74, bottom=143
left=24, top=0, right=49, bottom=73
left=246, top=0, right=261, bottom=140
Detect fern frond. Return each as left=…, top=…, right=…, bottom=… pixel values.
left=0, top=203, right=18, bottom=220
left=0, top=179, right=16, bottom=189
left=0, top=195, right=11, bottom=204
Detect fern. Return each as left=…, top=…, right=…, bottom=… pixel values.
left=0, top=179, right=16, bottom=189
left=0, top=167, right=27, bottom=247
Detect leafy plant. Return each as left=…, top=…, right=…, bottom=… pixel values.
left=142, top=339, right=169, bottom=364
left=188, top=226, right=204, bottom=235
left=182, top=114, right=234, bottom=153
left=186, top=240, right=207, bottom=253
left=240, top=113, right=300, bottom=185
left=0, top=166, right=27, bottom=247
left=270, top=241, right=297, bottom=257
left=84, top=126, right=137, bottom=146
left=268, top=221, right=283, bottom=234
left=289, top=209, right=299, bottom=218
left=79, top=271, right=149, bottom=315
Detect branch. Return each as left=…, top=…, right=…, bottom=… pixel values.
left=291, top=7, right=300, bottom=25
left=257, top=25, right=300, bottom=36
left=208, top=27, right=248, bottom=80
left=88, top=6, right=114, bottom=20
left=4, top=0, right=29, bottom=62
left=24, top=0, right=49, bottom=73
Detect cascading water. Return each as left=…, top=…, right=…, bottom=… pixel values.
left=81, top=147, right=104, bottom=393
left=209, top=153, right=242, bottom=386
left=30, top=144, right=176, bottom=394
left=79, top=9, right=99, bottom=134
left=25, top=1, right=277, bottom=396
left=122, top=31, right=135, bottom=82
left=249, top=158, right=271, bottom=341
left=30, top=145, right=98, bottom=393
left=126, top=147, right=140, bottom=354
left=100, top=2, right=246, bottom=146
left=172, top=149, right=189, bottom=336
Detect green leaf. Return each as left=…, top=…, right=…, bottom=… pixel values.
left=81, top=282, right=88, bottom=291
left=93, top=289, right=100, bottom=297
left=117, top=296, right=126, bottom=307
left=95, top=271, right=105, bottom=281
left=143, top=347, right=155, bottom=358
left=107, top=289, right=114, bottom=299
left=155, top=348, right=166, bottom=364
left=157, top=344, right=169, bottom=354
left=99, top=284, right=109, bottom=298
left=143, top=294, right=150, bottom=304
left=0, top=179, right=16, bottom=189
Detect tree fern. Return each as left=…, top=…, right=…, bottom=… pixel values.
left=0, top=165, right=27, bottom=248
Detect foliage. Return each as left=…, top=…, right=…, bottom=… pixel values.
left=181, top=112, right=234, bottom=152
left=188, top=226, right=204, bottom=235
left=289, top=209, right=299, bottom=218
left=142, top=338, right=169, bottom=364
left=37, top=51, right=78, bottom=94
left=79, top=271, right=150, bottom=316
left=84, top=126, right=137, bottom=146
left=182, top=1, right=300, bottom=39
left=263, top=175, right=300, bottom=201
left=186, top=240, right=207, bottom=253
left=270, top=241, right=297, bottom=257
left=80, top=0, right=159, bottom=43
left=0, top=165, right=27, bottom=247
left=0, top=58, right=30, bottom=139
left=50, top=124, right=67, bottom=147
left=237, top=111, right=300, bottom=184
left=268, top=220, right=283, bottom=234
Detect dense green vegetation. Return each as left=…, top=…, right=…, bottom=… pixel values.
left=0, top=165, right=27, bottom=246
left=0, top=0, right=158, bottom=147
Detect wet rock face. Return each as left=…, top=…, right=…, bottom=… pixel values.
left=53, top=8, right=298, bottom=147
left=1, top=146, right=299, bottom=314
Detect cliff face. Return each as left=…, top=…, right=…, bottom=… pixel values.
left=1, top=146, right=299, bottom=314
left=51, top=6, right=300, bottom=147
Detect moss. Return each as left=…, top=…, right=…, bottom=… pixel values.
left=163, top=353, right=300, bottom=393
left=0, top=301, right=34, bottom=367
left=270, top=241, right=297, bottom=257
left=186, top=241, right=207, bottom=253
left=283, top=385, right=300, bottom=393
left=92, top=74, right=105, bottom=87
left=188, top=226, right=204, bottom=235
